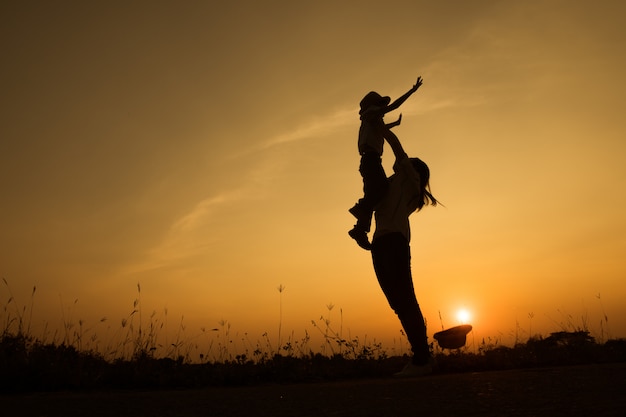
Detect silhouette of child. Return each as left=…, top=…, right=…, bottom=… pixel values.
left=349, top=76, right=423, bottom=250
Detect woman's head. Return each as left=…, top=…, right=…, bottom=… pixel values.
left=410, top=157, right=439, bottom=210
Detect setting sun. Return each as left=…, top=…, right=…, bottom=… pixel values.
left=456, top=309, right=471, bottom=324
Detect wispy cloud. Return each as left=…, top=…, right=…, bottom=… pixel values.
left=119, top=190, right=248, bottom=277
left=242, top=97, right=479, bottom=156
left=261, top=108, right=355, bottom=149
left=170, top=193, right=236, bottom=233
left=223, top=107, right=355, bottom=158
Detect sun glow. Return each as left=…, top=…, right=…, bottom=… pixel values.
left=456, top=308, right=471, bottom=324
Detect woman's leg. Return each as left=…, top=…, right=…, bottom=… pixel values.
left=371, top=233, right=430, bottom=364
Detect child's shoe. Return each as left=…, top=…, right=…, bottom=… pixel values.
left=348, top=226, right=371, bottom=250
left=348, top=203, right=367, bottom=220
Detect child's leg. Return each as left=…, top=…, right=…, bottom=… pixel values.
left=349, top=152, right=388, bottom=249
left=355, top=152, right=388, bottom=231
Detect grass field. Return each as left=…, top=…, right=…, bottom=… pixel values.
left=2, top=280, right=625, bottom=392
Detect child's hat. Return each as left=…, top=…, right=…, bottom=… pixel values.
left=360, top=91, right=391, bottom=111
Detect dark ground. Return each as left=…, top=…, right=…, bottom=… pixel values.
left=3, top=362, right=626, bottom=417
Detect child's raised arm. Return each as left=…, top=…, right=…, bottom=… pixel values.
left=385, top=76, right=423, bottom=114
left=386, top=113, right=402, bottom=129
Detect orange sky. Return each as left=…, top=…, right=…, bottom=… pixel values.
left=2, top=1, right=625, bottom=357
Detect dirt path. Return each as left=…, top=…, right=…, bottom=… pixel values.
left=4, top=363, right=626, bottom=416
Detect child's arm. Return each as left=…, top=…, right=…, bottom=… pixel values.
left=384, top=76, right=423, bottom=114
left=385, top=114, right=402, bottom=129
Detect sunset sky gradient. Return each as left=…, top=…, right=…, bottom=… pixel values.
left=2, top=1, right=625, bottom=353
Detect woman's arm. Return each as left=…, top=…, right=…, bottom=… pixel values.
left=383, top=127, right=408, bottom=161
left=384, top=127, right=422, bottom=208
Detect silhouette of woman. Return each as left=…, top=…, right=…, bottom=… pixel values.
left=369, top=126, right=439, bottom=377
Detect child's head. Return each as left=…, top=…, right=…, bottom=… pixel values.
left=359, top=91, right=390, bottom=114
left=410, top=157, right=439, bottom=210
